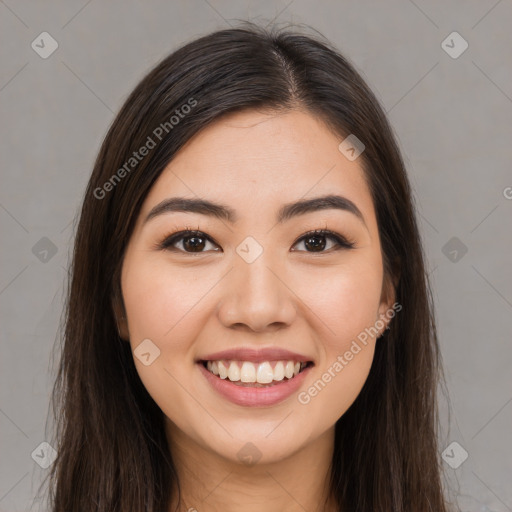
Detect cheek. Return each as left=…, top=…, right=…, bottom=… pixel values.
left=290, top=257, right=382, bottom=417
left=296, top=344, right=375, bottom=429
left=292, top=256, right=384, bottom=349
left=295, top=272, right=379, bottom=423
left=122, top=253, right=217, bottom=347
left=121, top=255, right=217, bottom=426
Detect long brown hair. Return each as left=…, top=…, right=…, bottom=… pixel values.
left=41, top=22, right=449, bottom=511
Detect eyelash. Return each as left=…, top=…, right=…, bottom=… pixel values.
left=156, top=227, right=355, bottom=254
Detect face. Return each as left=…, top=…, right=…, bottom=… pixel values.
left=118, top=108, right=395, bottom=465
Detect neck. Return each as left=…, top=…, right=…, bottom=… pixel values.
left=166, top=422, right=338, bottom=512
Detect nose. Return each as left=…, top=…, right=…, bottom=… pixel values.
left=216, top=252, right=297, bottom=333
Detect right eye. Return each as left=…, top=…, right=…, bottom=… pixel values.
left=159, top=230, right=221, bottom=253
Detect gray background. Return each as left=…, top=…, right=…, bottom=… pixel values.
left=1, top=1, right=511, bottom=510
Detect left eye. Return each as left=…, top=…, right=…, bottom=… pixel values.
left=159, top=229, right=354, bottom=254
left=291, top=229, right=354, bottom=253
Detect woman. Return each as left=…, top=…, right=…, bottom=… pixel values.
left=43, top=22, right=449, bottom=511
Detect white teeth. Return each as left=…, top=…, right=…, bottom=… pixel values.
left=205, top=359, right=308, bottom=383
left=218, top=361, right=228, bottom=379
left=227, top=361, right=241, bottom=381
left=240, top=361, right=256, bottom=383
left=207, top=361, right=219, bottom=376
left=273, top=361, right=285, bottom=381
left=285, top=361, right=295, bottom=379
left=256, top=362, right=274, bottom=384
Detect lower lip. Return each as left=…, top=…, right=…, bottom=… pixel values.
left=198, top=362, right=312, bottom=407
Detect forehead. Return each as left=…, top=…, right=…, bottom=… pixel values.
left=139, top=109, right=376, bottom=227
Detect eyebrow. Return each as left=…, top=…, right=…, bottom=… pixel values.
left=144, top=194, right=367, bottom=228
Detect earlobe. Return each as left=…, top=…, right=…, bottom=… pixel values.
left=115, top=313, right=129, bottom=341
left=377, top=272, right=398, bottom=337
left=376, top=308, right=392, bottom=338
left=112, top=293, right=129, bottom=341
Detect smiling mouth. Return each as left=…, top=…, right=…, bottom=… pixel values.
left=200, top=359, right=314, bottom=387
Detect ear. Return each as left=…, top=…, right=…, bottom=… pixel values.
left=112, top=288, right=129, bottom=341
left=376, top=269, right=399, bottom=337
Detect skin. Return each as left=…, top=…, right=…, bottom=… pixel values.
left=117, top=108, right=395, bottom=511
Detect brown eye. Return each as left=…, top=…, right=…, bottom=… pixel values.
left=160, top=230, right=220, bottom=253
left=303, top=233, right=327, bottom=251
left=291, top=229, right=355, bottom=253
left=181, top=234, right=207, bottom=252
left=159, top=228, right=354, bottom=254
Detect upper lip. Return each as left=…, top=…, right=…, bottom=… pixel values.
left=198, top=347, right=313, bottom=364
